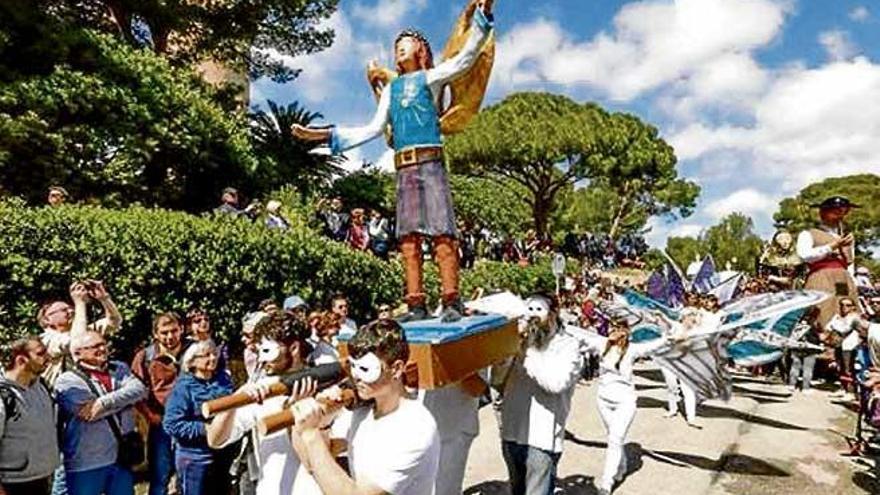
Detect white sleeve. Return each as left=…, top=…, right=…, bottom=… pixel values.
left=426, top=8, right=494, bottom=89
left=329, top=87, right=391, bottom=155
left=796, top=230, right=833, bottom=263
left=827, top=315, right=854, bottom=335
left=42, top=330, right=70, bottom=358
left=218, top=403, right=258, bottom=448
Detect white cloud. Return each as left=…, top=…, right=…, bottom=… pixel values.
left=705, top=188, right=776, bottom=220
left=818, top=30, right=858, bottom=61
left=352, top=0, right=429, bottom=29
left=849, top=6, right=870, bottom=22
left=669, top=57, right=880, bottom=194
left=493, top=0, right=790, bottom=102
left=337, top=147, right=367, bottom=174
left=644, top=217, right=707, bottom=247
left=261, top=11, right=384, bottom=103
left=374, top=149, right=396, bottom=172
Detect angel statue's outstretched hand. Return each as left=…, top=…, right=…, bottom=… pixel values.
left=290, top=0, right=496, bottom=324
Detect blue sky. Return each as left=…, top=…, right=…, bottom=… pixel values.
left=252, top=0, right=880, bottom=247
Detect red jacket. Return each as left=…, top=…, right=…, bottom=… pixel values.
left=131, top=344, right=181, bottom=425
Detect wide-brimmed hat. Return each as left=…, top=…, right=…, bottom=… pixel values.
left=810, top=195, right=860, bottom=210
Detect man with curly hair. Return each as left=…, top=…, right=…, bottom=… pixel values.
left=206, top=315, right=318, bottom=495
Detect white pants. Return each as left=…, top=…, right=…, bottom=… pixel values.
left=661, top=368, right=696, bottom=422
left=434, top=433, right=476, bottom=495
left=597, top=385, right=636, bottom=491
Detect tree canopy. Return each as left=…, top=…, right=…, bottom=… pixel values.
left=47, top=0, right=338, bottom=82
left=774, top=174, right=880, bottom=257
left=0, top=4, right=257, bottom=210
left=664, top=213, right=763, bottom=274
left=250, top=100, right=344, bottom=200
left=446, top=92, right=699, bottom=239
left=446, top=92, right=600, bottom=237
left=582, top=112, right=699, bottom=239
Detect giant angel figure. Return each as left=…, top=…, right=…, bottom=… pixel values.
left=293, top=0, right=496, bottom=323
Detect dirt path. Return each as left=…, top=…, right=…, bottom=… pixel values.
left=463, top=364, right=878, bottom=494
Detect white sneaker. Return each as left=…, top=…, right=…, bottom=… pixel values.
left=663, top=410, right=677, bottom=418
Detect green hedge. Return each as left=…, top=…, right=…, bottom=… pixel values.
left=0, top=202, right=559, bottom=357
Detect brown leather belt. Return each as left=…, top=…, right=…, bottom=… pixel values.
left=394, top=146, right=443, bottom=170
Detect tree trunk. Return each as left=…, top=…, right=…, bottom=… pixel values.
left=609, top=185, right=631, bottom=240
left=531, top=192, right=553, bottom=239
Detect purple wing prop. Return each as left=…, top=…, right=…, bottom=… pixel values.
left=692, top=256, right=717, bottom=294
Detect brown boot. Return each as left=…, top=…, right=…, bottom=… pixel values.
left=399, top=234, right=429, bottom=322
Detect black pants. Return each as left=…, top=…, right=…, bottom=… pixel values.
left=3, top=476, right=52, bottom=495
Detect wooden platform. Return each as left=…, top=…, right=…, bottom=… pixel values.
left=337, top=314, right=519, bottom=389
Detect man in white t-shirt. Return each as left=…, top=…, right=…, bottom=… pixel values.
left=40, top=281, right=122, bottom=387
left=207, top=314, right=320, bottom=495
left=292, top=319, right=440, bottom=495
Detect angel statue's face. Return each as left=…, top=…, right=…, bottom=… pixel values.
left=395, top=36, right=426, bottom=73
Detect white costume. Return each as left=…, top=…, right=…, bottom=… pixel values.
left=660, top=367, right=696, bottom=422
left=421, top=384, right=479, bottom=495
left=217, top=395, right=321, bottom=495
left=580, top=334, right=667, bottom=493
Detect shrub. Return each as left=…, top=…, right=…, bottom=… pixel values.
left=0, top=202, right=398, bottom=357
left=0, top=202, right=562, bottom=358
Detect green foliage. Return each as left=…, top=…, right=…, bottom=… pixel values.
left=446, top=92, right=602, bottom=236
left=773, top=174, right=880, bottom=256
left=0, top=203, right=559, bottom=357
left=582, top=112, right=699, bottom=239
left=446, top=92, right=699, bottom=239
left=47, top=0, right=338, bottom=82
left=0, top=202, right=398, bottom=356
left=250, top=100, right=344, bottom=200
left=559, top=184, right=649, bottom=237
left=703, top=213, right=763, bottom=273
left=0, top=6, right=259, bottom=211
left=663, top=213, right=763, bottom=274
left=449, top=175, right=531, bottom=234
left=329, top=168, right=396, bottom=215
left=665, top=236, right=706, bottom=273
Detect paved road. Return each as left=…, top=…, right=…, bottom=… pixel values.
left=462, top=364, right=879, bottom=495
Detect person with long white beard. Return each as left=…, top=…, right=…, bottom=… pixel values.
left=498, top=295, right=583, bottom=495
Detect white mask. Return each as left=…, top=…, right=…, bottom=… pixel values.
left=524, top=296, right=552, bottom=323
left=257, top=339, right=282, bottom=363
left=349, top=352, right=383, bottom=384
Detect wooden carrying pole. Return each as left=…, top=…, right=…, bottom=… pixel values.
left=201, top=382, right=288, bottom=419
left=201, top=363, right=345, bottom=418
left=258, top=389, right=357, bottom=436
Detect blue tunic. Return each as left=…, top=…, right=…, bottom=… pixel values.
left=389, top=71, right=443, bottom=151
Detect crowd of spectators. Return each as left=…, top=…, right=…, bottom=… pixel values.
left=0, top=278, right=369, bottom=495
left=311, top=195, right=650, bottom=269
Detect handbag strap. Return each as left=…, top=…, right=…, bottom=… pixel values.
left=72, top=367, right=126, bottom=442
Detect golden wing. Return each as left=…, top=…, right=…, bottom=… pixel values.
left=439, top=0, right=496, bottom=135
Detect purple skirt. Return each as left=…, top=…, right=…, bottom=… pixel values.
left=395, top=159, right=457, bottom=239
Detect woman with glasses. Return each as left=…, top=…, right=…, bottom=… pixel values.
left=163, top=340, right=237, bottom=495
left=185, top=309, right=229, bottom=380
